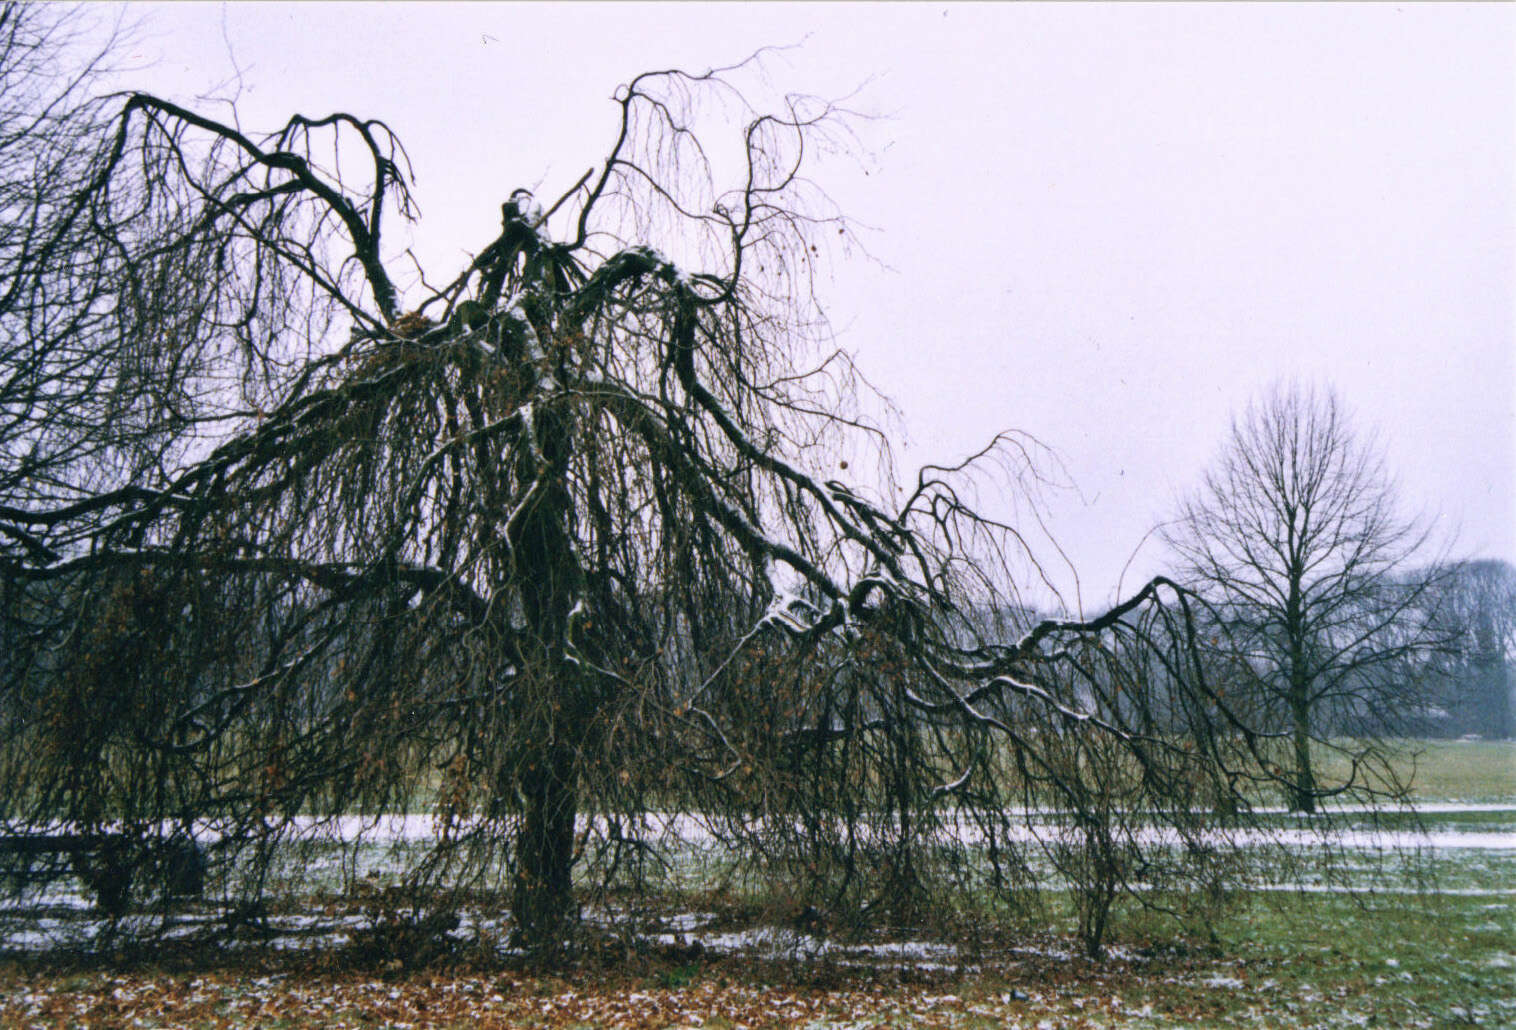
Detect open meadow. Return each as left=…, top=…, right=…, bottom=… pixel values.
left=1, top=739, right=1511, bottom=1028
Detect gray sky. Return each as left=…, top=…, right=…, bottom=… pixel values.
left=112, top=2, right=1514, bottom=610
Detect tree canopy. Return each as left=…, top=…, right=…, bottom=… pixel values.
left=1163, top=382, right=1448, bottom=812
left=0, top=22, right=1378, bottom=959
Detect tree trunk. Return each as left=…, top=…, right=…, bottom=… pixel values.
left=506, top=391, right=583, bottom=958
left=1284, top=570, right=1316, bottom=814
left=1289, top=681, right=1316, bottom=814
left=513, top=733, right=578, bottom=955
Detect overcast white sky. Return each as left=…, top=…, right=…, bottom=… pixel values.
left=109, top=2, right=1514, bottom=610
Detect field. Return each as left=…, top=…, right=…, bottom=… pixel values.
left=1, top=740, right=1511, bottom=1028
left=1392, top=738, right=1516, bottom=802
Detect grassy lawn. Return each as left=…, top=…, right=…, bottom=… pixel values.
left=1397, top=739, right=1516, bottom=802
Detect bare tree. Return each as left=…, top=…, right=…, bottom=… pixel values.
left=2, top=44, right=1328, bottom=960
left=1163, top=383, right=1448, bottom=812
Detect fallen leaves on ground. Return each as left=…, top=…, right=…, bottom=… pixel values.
left=0, top=947, right=1207, bottom=1029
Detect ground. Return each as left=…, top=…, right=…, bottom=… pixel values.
left=1, top=740, right=1511, bottom=1027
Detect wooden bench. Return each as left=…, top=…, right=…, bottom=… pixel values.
left=0, top=833, right=205, bottom=914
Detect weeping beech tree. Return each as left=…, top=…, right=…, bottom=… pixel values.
left=2, top=55, right=1351, bottom=958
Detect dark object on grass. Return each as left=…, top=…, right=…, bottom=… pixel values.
left=162, top=836, right=207, bottom=897
left=0, top=832, right=206, bottom=913
left=659, top=936, right=706, bottom=962
left=792, top=904, right=828, bottom=934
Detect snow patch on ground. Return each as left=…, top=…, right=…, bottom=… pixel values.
left=687, top=926, right=972, bottom=970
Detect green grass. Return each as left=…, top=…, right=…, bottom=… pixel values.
left=1397, top=738, right=1516, bottom=802
left=971, top=891, right=1516, bottom=1028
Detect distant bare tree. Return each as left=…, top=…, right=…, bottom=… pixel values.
left=1429, top=559, right=1516, bottom=738
left=1163, top=383, right=1449, bottom=812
